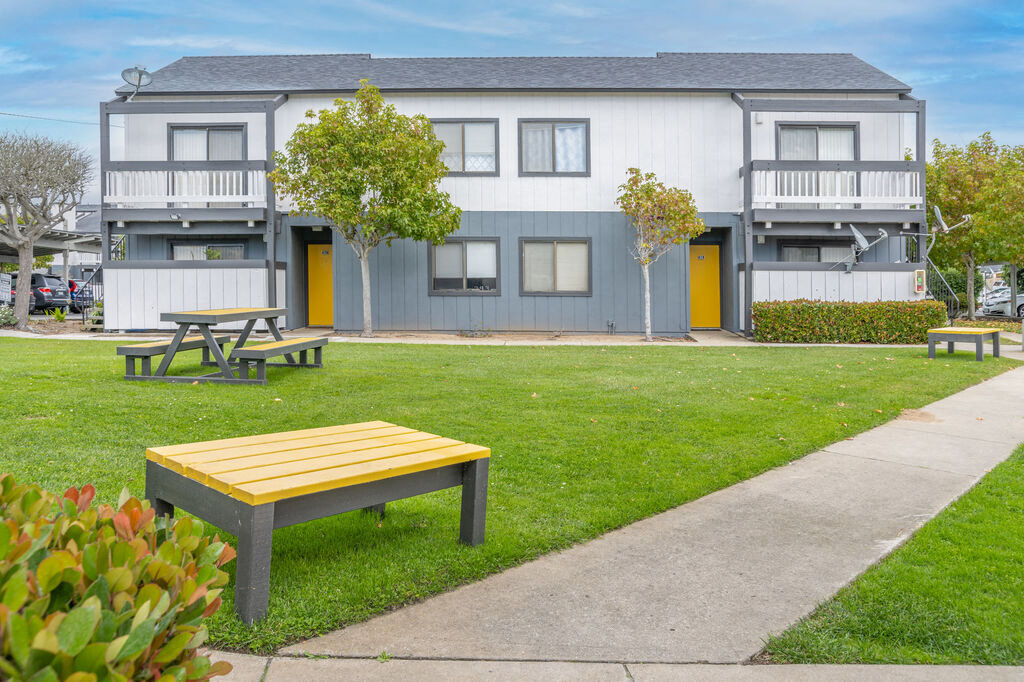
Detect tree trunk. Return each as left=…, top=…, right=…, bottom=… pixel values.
left=965, top=253, right=976, bottom=321
left=641, top=262, right=652, bottom=342
left=359, top=247, right=373, bottom=337
left=13, top=242, right=34, bottom=330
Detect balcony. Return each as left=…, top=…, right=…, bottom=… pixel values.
left=748, top=160, right=924, bottom=224
left=102, top=161, right=268, bottom=222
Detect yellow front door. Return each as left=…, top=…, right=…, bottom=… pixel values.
left=307, top=244, right=333, bottom=326
left=689, top=244, right=721, bottom=328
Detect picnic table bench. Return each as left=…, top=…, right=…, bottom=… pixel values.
left=118, top=307, right=326, bottom=384
left=927, top=327, right=1000, bottom=362
left=144, top=421, right=490, bottom=623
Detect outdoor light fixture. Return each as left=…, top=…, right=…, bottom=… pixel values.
left=121, top=65, right=153, bottom=101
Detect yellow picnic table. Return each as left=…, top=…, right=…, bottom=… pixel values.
left=144, top=421, right=490, bottom=623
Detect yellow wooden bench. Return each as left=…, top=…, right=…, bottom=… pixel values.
left=927, top=327, right=1000, bottom=362
left=230, top=336, right=327, bottom=382
left=144, top=421, right=490, bottom=624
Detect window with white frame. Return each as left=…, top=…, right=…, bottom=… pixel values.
left=171, top=242, right=246, bottom=261
left=521, top=239, right=590, bottom=294
left=519, top=120, right=589, bottom=175
left=432, top=121, right=498, bottom=174
left=430, top=239, right=499, bottom=293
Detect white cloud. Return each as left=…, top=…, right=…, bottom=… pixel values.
left=0, top=45, right=47, bottom=74
left=347, top=0, right=534, bottom=38
left=126, top=35, right=298, bottom=53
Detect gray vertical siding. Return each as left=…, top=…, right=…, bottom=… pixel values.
left=316, top=211, right=739, bottom=334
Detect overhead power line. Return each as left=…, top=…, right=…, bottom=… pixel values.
left=0, top=111, right=124, bottom=128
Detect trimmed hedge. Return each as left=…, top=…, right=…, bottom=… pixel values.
left=752, top=299, right=948, bottom=344
left=0, top=475, right=235, bottom=681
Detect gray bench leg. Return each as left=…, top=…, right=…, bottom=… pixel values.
left=928, top=338, right=936, bottom=359
left=314, top=346, right=323, bottom=367
left=147, top=495, right=174, bottom=519
left=362, top=503, right=386, bottom=518
left=947, top=341, right=955, bottom=355
left=126, top=356, right=136, bottom=377
left=256, top=360, right=267, bottom=383
left=238, top=360, right=250, bottom=381
left=459, top=459, right=488, bottom=546
left=141, top=356, right=152, bottom=376
left=976, top=337, right=984, bottom=362
left=993, top=333, right=1000, bottom=358
left=236, top=503, right=275, bottom=625
left=299, top=349, right=308, bottom=365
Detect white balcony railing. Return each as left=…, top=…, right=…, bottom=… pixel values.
left=104, top=166, right=268, bottom=209
left=750, top=162, right=922, bottom=210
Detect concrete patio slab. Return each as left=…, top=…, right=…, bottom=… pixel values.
left=282, top=367, right=1024, bottom=665
left=630, top=664, right=1024, bottom=681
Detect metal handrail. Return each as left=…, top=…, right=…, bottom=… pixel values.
left=77, top=234, right=126, bottom=324
left=925, top=257, right=961, bottom=321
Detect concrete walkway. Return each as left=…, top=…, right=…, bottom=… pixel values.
left=199, top=365, right=1024, bottom=680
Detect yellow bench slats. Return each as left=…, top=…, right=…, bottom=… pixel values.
left=147, top=421, right=489, bottom=505
left=174, top=307, right=272, bottom=316
left=928, top=327, right=998, bottom=335
left=232, top=443, right=490, bottom=505
left=207, top=438, right=464, bottom=495
left=236, top=337, right=322, bottom=352
left=187, top=431, right=443, bottom=480
left=129, top=335, right=208, bottom=349
left=148, top=421, right=393, bottom=461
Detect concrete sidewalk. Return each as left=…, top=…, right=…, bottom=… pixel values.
left=247, top=366, right=1024, bottom=674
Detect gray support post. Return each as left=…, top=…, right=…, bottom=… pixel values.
left=459, top=458, right=488, bottom=546
left=154, top=324, right=190, bottom=376
left=141, top=356, right=151, bottom=376
left=1010, top=264, right=1018, bottom=319
left=741, top=98, right=754, bottom=336
left=362, top=503, right=386, bottom=517
left=928, top=336, right=936, bottom=359
left=62, top=249, right=70, bottom=284
left=947, top=341, right=954, bottom=355
left=265, top=100, right=277, bottom=308
left=235, top=503, right=275, bottom=624
left=916, top=100, right=927, bottom=261
left=993, top=332, right=1000, bottom=358
left=976, top=337, right=984, bottom=362
left=125, top=357, right=136, bottom=377
left=197, top=324, right=236, bottom=378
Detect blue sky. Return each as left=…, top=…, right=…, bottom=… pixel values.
left=1, top=0, right=1022, bottom=198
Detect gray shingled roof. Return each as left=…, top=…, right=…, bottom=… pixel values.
left=116, top=53, right=910, bottom=95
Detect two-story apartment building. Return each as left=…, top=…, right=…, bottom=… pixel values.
left=98, top=52, right=927, bottom=334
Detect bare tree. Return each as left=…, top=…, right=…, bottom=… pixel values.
left=0, top=133, right=92, bottom=329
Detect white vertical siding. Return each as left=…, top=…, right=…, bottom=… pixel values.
left=104, top=267, right=286, bottom=331
left=751, top=270, right=924, bottom=303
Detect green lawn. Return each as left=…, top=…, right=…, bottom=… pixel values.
left=0, top=338, right=1014, bottom=653
left=765, top=445, right=1024, bottom=665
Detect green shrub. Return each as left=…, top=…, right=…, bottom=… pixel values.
left=752, top=299, right=948, bottom=344
left=0, top=305, right=15, bottom=328
left=0, top=475, right=235, bottom=681
left=929, top=267, right=983, bottom=298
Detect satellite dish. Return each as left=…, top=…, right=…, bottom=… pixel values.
left=850, top=224, right=871, bottom=251
left=833, top=225, right=889, bottom=273
left=121, top=66, right=152, bottom=101
left=932, top=205, right=971, bottom=234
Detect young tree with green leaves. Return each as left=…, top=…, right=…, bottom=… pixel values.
left=616, top=168, right=706, bottom=341
left=927, top=132, right=1024, bottom=319
left=271, top=80, right=461, bottom=336
left=0, top=133, right=91, bottom=329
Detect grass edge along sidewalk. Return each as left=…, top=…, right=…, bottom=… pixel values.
left=765, top=444, right=1024, bottom=665
left=0, top=338, right=1015, bottom=653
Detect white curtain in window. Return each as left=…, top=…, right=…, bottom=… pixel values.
left=208, top=129, right=243, bottom=160
left=463, top=123, right=495, bottom=172
left=779, top=127, right=817, bottom=160
left=172, top=129, right=207, bottom=161
left=817, top=128, right=855, bottom=161
left=819, top=244, right=852, bottom=262
left=172, top=244, right=207, bottom=261
left=434, top=243, right=463, bottom=278
left=781, top=246, right=819, bottom=263
left=554, top=123, right=586, bottom=172
left=555, top=242, right=589, bottom=291
left=466, top=241, right=497, bottom=278
left=523, top=242, right=555, bottom=291
left=434, top=123, right=463, bottom=172
left=522, top=123, right=553, bottom=173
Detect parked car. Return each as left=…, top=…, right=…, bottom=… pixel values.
left=981, top=291, right=1024, bottom=317
left=9, top=273, right=70, bottom=312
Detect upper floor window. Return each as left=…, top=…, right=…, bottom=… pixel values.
left=170, top=125, right=245, bottom=161
left=432, top=120, right=498, bottom=175
left=519, top=120, right=589, bottom=176
left=520, top=238, right=591, bottom=295
left=780, top=243, right=852, bottom=263
left=430, top=238, right=499, bottom=294
left=778, top=124, right=856, bottom=161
